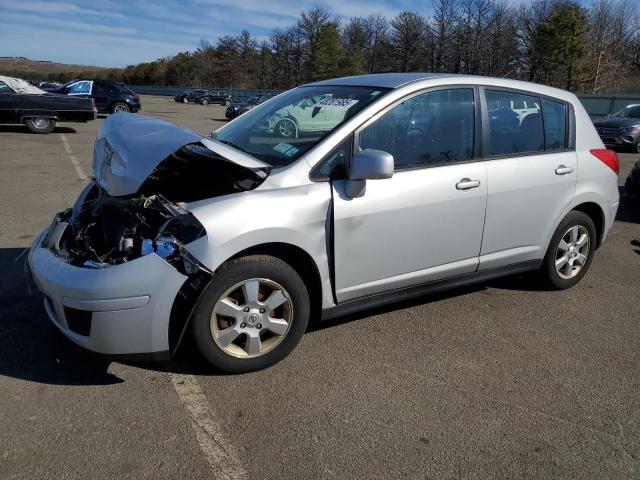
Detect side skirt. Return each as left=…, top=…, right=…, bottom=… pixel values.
left=320, top=260, right=542, bottom=321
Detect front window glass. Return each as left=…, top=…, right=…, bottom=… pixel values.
left=359, top=88, right=474, bottom=169
left=486, top=90, right=544, bottom=155
left=214, top=86, right=388, bottom=167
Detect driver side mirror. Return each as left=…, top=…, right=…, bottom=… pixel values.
left=345, top=149, right=394, bottom=198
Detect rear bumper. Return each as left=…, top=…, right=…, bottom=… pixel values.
left=28, top=230, right=187, bottom=357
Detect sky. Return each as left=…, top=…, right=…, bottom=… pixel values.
left=0, top=0, right=592, bottom=68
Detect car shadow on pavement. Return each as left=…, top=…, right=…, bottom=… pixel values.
left=0, top=125, right=77, bottom=134
left=0, top=248, right=123, bottom=386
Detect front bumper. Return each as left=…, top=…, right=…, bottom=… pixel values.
left=28, top=230, right=187, bottom=358
left=597, top=131, right=639, bottom=148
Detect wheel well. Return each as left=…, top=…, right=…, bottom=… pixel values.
left=228, top=243, right=322, bottom=317
left=572, top=202, right=605, bottom=247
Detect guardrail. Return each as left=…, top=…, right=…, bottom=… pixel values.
left=127, top=85, right=284, bottom=104
left=128, top=85, right=640, bottom=116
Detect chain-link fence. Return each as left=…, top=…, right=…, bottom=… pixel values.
left=576, top=94, right=640, bottom=116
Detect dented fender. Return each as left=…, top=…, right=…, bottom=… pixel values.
left=184, top=181, right=336, bottom=309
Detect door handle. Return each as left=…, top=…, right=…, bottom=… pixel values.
left=555, top=165, right=574, bottom=175
left=456, top=178, right=481, bottom=190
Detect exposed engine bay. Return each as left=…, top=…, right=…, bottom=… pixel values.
left=52, top=184, right=202, bottom=271
left=50, top=142, right=269, bottom=271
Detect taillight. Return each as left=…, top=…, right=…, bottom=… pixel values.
left=92, top=99, right=97, bottom=112
left=590, top=149, right=619, bottom=175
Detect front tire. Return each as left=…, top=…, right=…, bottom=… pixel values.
left=540, top=211, right=596, bottom=289
left=275, top=118, right=297, bottom=138
left=183, top=97, right=188, bottom=104
left=634, top=138, right=640, bottom=154
left=224, top=100, right=231, bottom=107
left=191, top=255, right=310, bottom=373
left=112, top=102, right=130, bottom=113
left=24, top=117, right=56, bottom=134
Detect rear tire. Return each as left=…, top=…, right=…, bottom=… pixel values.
left=634, top=138, right=640, bottom=154
left=183, top=97, right=188, bottom=104
left=201, top=98, right=209, bottom=106
left=191, top=255, right=310, bottom=373
left=24, top=117, right=55, bottom=134
left=540, top=211, right=596, bottom=290
left=112, top=102, right=130, bottom=113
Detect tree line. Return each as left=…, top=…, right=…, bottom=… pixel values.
left=7, top=0, right=640, bottom=93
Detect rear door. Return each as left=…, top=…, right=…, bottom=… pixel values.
left=479, top=88, right=577, bottom=269
left=332, top=87, right=488, bottom=301
left=90, top=82, right=109, bottom=112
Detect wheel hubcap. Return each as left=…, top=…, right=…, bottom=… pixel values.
left=114, top=104, right=127, bottom=112
left=210, top=278, right=293, bottom=358
left=555, top=225, right=590, bottom=279
left=32, top=117, right=48, bottom=128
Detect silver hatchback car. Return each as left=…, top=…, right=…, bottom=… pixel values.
left=29, top=73, right=620, bottom=372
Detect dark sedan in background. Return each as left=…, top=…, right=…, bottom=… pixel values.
left=0, top=75, right=95, bottom=133
left=592, top=104, right=640, bottom=153
left=47, top=79, right=141, bottom=114
left=196, top=91, right=232, bottom=106
left=225, top=93, right=277, bottom=119
left=174, top=89, right=207, bottom=103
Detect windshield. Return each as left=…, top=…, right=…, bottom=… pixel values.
left=613, top=106, right=640, bottom=118
left=215, top=85, right=388, bottom=166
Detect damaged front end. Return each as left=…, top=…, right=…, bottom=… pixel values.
left=50, top=184, right=207, bottom=274
left=53, top=114, right=271, bottom=270
left=37, top=113, right=273, bottom=355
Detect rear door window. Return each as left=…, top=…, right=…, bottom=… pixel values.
left=485, top=90, right=544, bottom=156
left=542, top=99, right=567, bottom=149
left=0, top=81, right=11, bottom=94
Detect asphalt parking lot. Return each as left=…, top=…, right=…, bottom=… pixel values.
left=1, top=95, right=639, bottom=479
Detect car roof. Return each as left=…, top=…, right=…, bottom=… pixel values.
left=306, top=72, right=577, bottom=102
left=307, top=73, right=449, bottom=88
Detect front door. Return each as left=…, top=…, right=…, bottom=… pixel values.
left=332, top=87, right=488, bottom=302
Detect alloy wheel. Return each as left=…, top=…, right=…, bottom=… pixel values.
left=32, top=117, right=49, bottom=129
left=114, top=104, right=129, bottom=113
left=210, top=278, right=293, bottom=358
left=555, top=225, right=590, bottom=279
left=277, top=119, right=295, bottom=138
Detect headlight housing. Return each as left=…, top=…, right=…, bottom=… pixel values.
left=620, top=125, right=640, bottom=134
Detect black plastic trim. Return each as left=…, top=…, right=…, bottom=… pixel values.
left=320, top=260, right=542, bottom=321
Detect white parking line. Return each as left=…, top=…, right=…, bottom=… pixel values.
left=170, top=372, right=247, bottom=480
left=60, top=134, right=88, bottom=180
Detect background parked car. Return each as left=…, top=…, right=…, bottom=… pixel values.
left=225, top=93, right=277, bottom=119
left=48, top=79, right=141, bottom=114
left=196, top=91, right=232, bottom=106
left=0, top=75, right=95, bottom=133
left=592, top=104, right=640, bottom=152
left=174, top=89, right=207, bottom=103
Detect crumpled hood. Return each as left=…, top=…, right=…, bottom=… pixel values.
left=93, top=113, right=269, bottom=196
